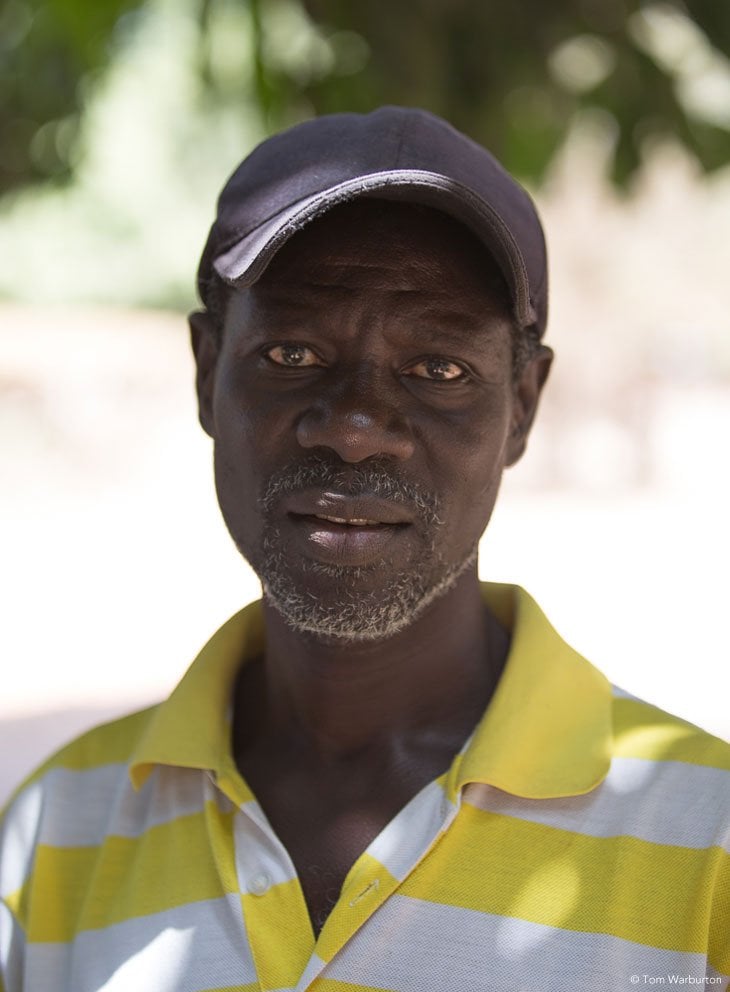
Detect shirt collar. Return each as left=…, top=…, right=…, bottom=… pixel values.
left=130, top=583, right=612, bottom=799
left=449, top=583, right=612, bottom=800
left=129, top=602, right=265, bottom=791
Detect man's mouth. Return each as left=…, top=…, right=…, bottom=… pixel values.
left=277, top=491, right=414, bottom=565
left=281, top=490, right=414, bottom=527
left=309, top=514, right=384, bottom=527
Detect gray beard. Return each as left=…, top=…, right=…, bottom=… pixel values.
left=258, top=531, right=478, bottom=643
left=246, top=455, right=478, bottom=643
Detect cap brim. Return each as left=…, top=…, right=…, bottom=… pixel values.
left=211, top=170, right=538, bottom=329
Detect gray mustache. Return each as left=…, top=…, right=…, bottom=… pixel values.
left=259, top=455, right=443, bottom=527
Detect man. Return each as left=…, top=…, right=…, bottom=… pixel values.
left=1, top=107, right=728, bottom=992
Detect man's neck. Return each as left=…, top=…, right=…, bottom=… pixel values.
left=236, top=570, right=509, bottom=762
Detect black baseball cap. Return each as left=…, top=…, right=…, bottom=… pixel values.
left=197, top=106, right=548, bottom=337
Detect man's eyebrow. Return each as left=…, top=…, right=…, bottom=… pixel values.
left=250, top=297, right=506, bottom=342
left=251, top=281, right=351, bottom=307
left=412, top=317, right=506, bottom=345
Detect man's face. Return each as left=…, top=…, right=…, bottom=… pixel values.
left=192, top=201, right=549, bottom=641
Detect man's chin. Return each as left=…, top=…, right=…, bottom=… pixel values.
left=257, top=546, right=478, bottom=644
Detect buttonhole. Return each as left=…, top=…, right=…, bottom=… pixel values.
left=348, top=878, right=380, bottom=907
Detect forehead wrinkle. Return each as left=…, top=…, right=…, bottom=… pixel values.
left=254, top=271, right=507, bottom=313
left=257, top=279, right=357, bottom=301
left=264, top=237, right=482, bottom=290
left=251, top=283, right=506, bottom=336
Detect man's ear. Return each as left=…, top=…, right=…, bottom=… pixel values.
left=505, top=344, right=553, bottom=467
left=189, top=310, right=220, bottom=438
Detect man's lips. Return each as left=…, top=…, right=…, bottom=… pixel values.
left=277, top=490, right=413, bottom=564
left=281, top=490, right=414, bottom=527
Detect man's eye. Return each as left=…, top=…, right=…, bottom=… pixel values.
left=404, top=357, right=466, bottom=381
left=266, top=344, right=323, bottom=367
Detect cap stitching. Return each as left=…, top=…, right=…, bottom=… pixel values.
left=391, top=110, right=412, bottom=170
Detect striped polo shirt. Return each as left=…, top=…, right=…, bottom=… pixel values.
left=1, top=583, right=728, bottom=992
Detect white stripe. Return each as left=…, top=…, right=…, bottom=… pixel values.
left=464, top=756, right=730, bottom=851
left=235, top=800, right=299, bottom=892
left=0, top=899, right=25, bottom=992
left=294, top=953, right=327, bottom=992
left=326, top=894, right=723, bottom=992
left=22, top=894, right=254, bottom=992
left=367, top=779, right=456, bottom=881
left=0, top=780, right=43, bottom=897
left=28, top=765, right=232, bottom=848
left=611, top=685, right=645, bottom=702
left=36, top=765, right=129, bottom=847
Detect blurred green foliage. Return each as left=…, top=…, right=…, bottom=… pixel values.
left=1, top=0, right=729, bottom=199
left=295, top=0, right=730, bottom=185
left=1, top=0, right=143, bottom=188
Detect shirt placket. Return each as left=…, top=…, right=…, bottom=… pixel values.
left=215, top=765, right=465, bottom=992
left=296, top=776, right=464, bottom=991
left=231, top=796, right=316, bottom=991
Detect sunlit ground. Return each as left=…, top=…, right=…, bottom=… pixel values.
left=1, top=144, right=729, bottom=803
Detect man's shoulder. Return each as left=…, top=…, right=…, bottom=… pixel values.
left=606, top=686, right=730, bottom=845
left=609, top=685, right=730, bottom=770
left=1, top=705, right=158, bottom=819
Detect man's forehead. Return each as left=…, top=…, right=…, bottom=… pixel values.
left=253, top=198, right=510, bottom=295
left=220, top=202, right=514, bottom=344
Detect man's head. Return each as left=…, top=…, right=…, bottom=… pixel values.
left=190, top=108, right=553, bottom=642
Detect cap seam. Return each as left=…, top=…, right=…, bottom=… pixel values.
left=391, top=110, right=412, bottom=170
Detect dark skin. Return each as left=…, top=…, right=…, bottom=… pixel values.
left=190, top=201, right=552, bottom=934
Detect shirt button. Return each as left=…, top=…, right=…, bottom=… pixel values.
left=248, top=871, right=272, bottom=896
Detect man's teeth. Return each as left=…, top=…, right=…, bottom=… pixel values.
left=314, top=514, right=381, bottom=526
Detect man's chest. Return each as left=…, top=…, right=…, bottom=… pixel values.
left=24, top=791, right=722, bottom=992
left=13, top=765, right=727, bottom=991
left=236, top=757, right=439, bottom=935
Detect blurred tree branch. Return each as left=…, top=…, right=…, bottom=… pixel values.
left=296, top=0, right=730, bottom=184
left=1, top=0, right=728, bottom=198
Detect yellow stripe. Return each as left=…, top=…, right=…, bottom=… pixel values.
left=708, top=852, right=730, bottom=974
left=241, top=878, right=314, bottom=989
left=399, top=807, right=727, bottom=953
left=24, top=804, right=236, bottom=941
left=316, top=853, right=399, bottom=964
left=48, top=708, right=155, bottom=771
left=203, top=796, right=240, bottom=896
left=2, top=891, right=24, bottom=927
left=17, top=844, right=96, bottom=940
left=0, top=710, right=155, bottom=810
left=613, top=698, right=730, bottom=769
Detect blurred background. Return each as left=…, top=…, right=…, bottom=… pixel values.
left=1, top=0, right=729, bottom=802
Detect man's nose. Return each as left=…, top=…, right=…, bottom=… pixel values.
left=295, top=369, right=415, bottom=463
